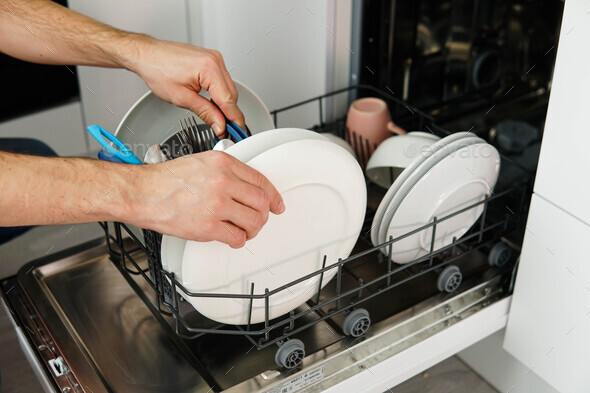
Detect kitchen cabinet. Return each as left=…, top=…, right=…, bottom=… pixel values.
left=500, top=1, right=590, bottom=392
left=530, top=0, right=590, bottom=225
left=503, top=194, right=590, bottom=393
left=67, top=0, right=189, bottom=147
left=188, top=0, right=346, bottom=128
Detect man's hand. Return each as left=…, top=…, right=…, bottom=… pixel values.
left=129, top=151, right=284, bottom=248
left=129, top=39, right=245, bottom=136
left=0, top=151, right=284, bottom=248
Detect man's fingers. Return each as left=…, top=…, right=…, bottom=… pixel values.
left=209, top=49, right=239, bottom=99
left=230, top=161, right=284, bottom=215
left=219, top=199, right=265, bottom=240
left=224, top=177, right=271, bottom=227
left=185, top=93, right=226, bottom=135
left=210, top=220, right=247, bottom=249
left=206, top=73, right=246, bottom=132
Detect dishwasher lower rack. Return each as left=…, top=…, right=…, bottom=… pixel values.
left=100, top=85, right=532, bottom=370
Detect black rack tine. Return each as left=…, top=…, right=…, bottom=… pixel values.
left=286, top=310, right=296, bottom=333
left=264, top=288, right=270, bottom=341
left=359, top=277, right=364, bottom=294
left=336, top=259, right=343, bottom=310
left=247, top=282, right=255, bottom=331
left=355, top=132, right=365, bottom=166
left=478, top=195, right=490, bottom=243
left=429, top=217, right=437, bottom=267
left=315, top=255, right=327, bottom=306
left=365, top=139, right=371, bottom=167
left=354, top=278, right=364, bottom=303
left=387, top=236, right=393, bottom=286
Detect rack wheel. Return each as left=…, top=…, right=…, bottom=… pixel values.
left=342, top=308, right=371, bottom=337
left=275, top=339, right=305, bottom=369
left=488, top=241, right=511, bottom=267
left=437, top=265, right=462, bottom=293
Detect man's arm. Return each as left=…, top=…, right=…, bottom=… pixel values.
left=0, top=0, right=244, bottom=133
left=0, top=151, right=284, bottom=248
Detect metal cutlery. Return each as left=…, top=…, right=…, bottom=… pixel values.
left=88, top=115, right=248, bottom=165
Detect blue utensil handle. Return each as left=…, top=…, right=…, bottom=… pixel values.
left=225, top=123, right=243, bottom=142
left=98, top=149, right=126, bottom=163
left=87, top=125, right=142, bottom=165
left=225, top=119, right=248, bottom=139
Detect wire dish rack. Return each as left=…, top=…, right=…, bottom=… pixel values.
left=100, top=85, right=532, bottom=369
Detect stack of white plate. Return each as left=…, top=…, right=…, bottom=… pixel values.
left=370, top=132, right=500, bottom=263
left=161, top=128, right=367, bottom=325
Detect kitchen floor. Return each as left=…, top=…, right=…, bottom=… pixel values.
left=390, top=356, right=498, bottom=393
left=0, top=224, right=498, bottom=393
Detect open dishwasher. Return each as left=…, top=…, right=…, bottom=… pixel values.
left=0, top=85, right=532, bottom=393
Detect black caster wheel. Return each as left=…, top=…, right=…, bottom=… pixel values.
left=437, top=265, right=462, bottom=293
left=342, top=308, right=371, bottom=337
left=488, top=241, right=512, bottom=267
left=275, top=339, right=305, bottom=369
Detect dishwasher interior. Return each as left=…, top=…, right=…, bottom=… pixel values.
left=1, top=86, right=531, bottom=393
left=0, top=0, right=564, bottom=392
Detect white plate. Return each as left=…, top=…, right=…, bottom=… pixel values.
left=371, top=132, right=478, bottom=246
left=181, top=139, right=366, bottom=325
left=115, top=80, right=275, bottom=159
left=378, top=136, right=483, bottom=248
left=365, top=132, right=440, bottom=189
left=224, top=128, right=327, bottom=162
left=160, top=128, right=328, bottom=276
left=383, top=140, right=500, bottom=263
left=160, top=234, right=187, bottom=281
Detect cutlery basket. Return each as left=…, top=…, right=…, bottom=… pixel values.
left=100, top=85, right=532, bottom=369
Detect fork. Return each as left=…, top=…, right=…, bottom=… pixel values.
left=174, top=116, right=219, bottom=157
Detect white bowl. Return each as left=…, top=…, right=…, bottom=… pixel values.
left=365, top=132, right=440, bottom=189
left=114, top=80, right=275, bottom=160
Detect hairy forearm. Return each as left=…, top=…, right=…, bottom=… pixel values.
left=0, top=0, right=147, bottom=70
left=0, top=152, right=140, bottom=226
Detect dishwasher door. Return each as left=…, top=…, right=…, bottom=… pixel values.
left=1, top=236, right=512, bottom=393
left=2, top=239, right=214, bottom=393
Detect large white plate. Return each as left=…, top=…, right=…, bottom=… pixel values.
left=181, top=139, right=366, bottom=325
left=224, top=128, right=327, bottom=162
left=384, top=140, right=500, bottom=263
left=114, top=80, right=275, bottom=159
left=371, top=132, right=478, bottom=246
left=160, top=128, right=329, bottom=274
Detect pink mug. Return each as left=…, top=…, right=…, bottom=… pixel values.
left=345, top=97, right=405, bottom=157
